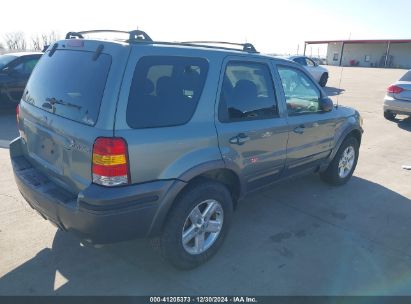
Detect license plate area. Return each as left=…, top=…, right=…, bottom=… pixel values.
left=24, top=119, right=65, bottom=174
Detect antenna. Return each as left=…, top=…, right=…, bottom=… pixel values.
left=335, top=32, right=351, bottom=108
left=336, top=64, right=344, bottom=109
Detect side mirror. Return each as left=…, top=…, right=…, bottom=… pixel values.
left=319, top=97, right=333, bottom=112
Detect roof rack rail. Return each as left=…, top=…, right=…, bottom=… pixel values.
left=180, top=41, right=258, bottom=53
left=65, top=30, right=152, bottom=42
left=63, top=32, right=257, bottom=53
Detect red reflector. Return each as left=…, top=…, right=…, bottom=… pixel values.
left=93, top=137, right=127, bottom=155
left=92, top=164, right=128, bottom=176
left=387, top=85, right=404, bottom=94
left=67, top=40, right=84, bottom=47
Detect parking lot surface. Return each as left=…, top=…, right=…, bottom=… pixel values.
left=0, top=66, right=410, bottom=295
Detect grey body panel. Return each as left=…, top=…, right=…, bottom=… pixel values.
left=114, top=45, right=225, bottom=184
left=394, top=81, right=411, bottom=101
left=10, top=137, right=186, bottom=242
left=383, top=99, right=411, bottom=115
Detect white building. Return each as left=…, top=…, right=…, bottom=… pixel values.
left=304, top=39, right=411, bottom=69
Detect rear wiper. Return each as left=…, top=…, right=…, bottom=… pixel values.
left=45, top=97, right=82, bottom=110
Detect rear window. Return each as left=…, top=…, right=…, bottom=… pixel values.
left=23, top=50, right=111, bottom=126
left=0, top=55, right=17, bottom=69
left=400, top=70, right=411, bottom=81
left=127, top=56, right=209, bottom=129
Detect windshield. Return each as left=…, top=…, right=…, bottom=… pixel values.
left=0, top=55, right=17, bottom=70
left=22, top=50, right=111, bottom=126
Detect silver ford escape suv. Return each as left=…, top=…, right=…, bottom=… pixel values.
left=10, top=30, right=363, bottom=269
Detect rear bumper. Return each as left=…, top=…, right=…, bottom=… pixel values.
left=384, top=97, right=411, bottom=115
left=10, top=137, right=186, bottom=244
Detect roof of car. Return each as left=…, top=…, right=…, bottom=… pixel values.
left=142, top=42, right=299, bottom=65
left=61, top=30, right=302, bottom=63
left=61, top=30, right=309, bottom=67
left=60, top=36, right=298, bottom=65
left=3, top=52, right=43, bottom=57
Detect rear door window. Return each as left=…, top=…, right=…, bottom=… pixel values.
left=293, top=57, right=307, bottom=66
left=0, top=55, right=17, bottom=69
left=219, top=61, right=278, bottom=122
left=127, top=56, right=209, bottom=129
left=305, top=58, right=316, bottom=67
left=400, top=70, right=411, bottom=81
left=23, top=50, right=111, bottom=126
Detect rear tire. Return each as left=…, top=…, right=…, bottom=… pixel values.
left=384, top=111, right=396, bottom=121
left=160, top=180, right=233, bottom=270
left=319, top=73, right=328, bottom=87
left=320, top=136, right=359, bottom=186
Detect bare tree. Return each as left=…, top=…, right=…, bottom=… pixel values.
left=41, top=31, right=59, bottom=49
left=31, top=35, right=42, bottom=51
left=30, top=31, right=60, bottom=51
left=4, top=32, right=27, bottom=51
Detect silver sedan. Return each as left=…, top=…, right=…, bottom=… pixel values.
left=384, top=70, right=411, bottom=120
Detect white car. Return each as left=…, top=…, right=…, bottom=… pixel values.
left=383, top=69, right=411, bottom=120
left=288, top=56, right=329, bottom=87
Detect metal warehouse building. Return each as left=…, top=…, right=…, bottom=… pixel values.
left=304, top=39, right=411, bottom=69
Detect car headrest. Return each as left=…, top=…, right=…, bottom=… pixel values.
left=233, top=79, right=258, bottom=101
left=156, top=76, right=176, bottom=98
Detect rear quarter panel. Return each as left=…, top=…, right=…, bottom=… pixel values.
left=114, top=46, right=225, bottom=184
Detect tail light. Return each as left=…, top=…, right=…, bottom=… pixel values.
left=92, top=137, right=130, bottom=186
left=16, top=104, right=20, bottom=125
left=387, top=85, right=404, bottom=94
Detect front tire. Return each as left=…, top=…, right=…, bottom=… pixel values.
left=319, top=73, right=328, bottom=87
left=384, top=111, right=396, bottom=121
left=320, top=136, right=359, bottom=185
left=160, top=180, right=233, bottom=270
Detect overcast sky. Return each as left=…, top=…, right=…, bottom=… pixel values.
left=1, top=0, right=411, bottom=55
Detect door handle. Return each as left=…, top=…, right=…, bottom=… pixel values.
left=229, top=133, right=250, bottom=145
left=293, top=125, right=305, bottom=134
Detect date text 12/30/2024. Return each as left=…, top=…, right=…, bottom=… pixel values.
left=150, top=297, right=258, bottom=303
